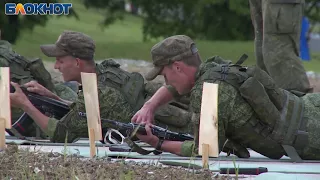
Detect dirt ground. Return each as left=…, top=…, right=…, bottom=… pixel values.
left=0, top=145, right=233, bottom=180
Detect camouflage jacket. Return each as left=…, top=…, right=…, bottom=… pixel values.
left=1, top=40, right=77, bottom=124
left=0, top=40, right=34, bottom=84
left=180, top=61, right=287, bottom=158
left=46, top=63, right=135, bottom=143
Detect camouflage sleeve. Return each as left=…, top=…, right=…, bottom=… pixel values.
left=46, top=117, right=58, bottom=137
left=0, top=41, right=12, bottom=66
left=180, top=113, right=199, bottom=157
left=54, top=83, right=78, bottom=102
left=49, top=86, right=134, bottom=143
left=165, top=85, right=183, bottom=100
left=0, top=56, right=9, bottom=66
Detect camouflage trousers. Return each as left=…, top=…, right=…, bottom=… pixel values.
left=299, top=93, right=320, bottom=160
left=144, top=82, right=193, bottom=135
left=249, top=0, right=312, bottom=94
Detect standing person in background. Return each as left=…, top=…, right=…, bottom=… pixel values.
left=249, top=0, right=312, bottom=94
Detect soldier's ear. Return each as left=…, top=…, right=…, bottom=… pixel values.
left=172, top=61, right=181, bottom=72
left=75, top=58, right=81, bottom=67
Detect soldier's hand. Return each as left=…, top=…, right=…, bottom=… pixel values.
left=24, top=81, right=54, bottom=97
left=136, top=124, right=159, bottom=147
left=131, top=105, right=155, bottom=125
left=10, top=82, right=30, bottom=108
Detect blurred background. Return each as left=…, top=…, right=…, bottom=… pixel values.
left=0, top=0, right=319, bottom=73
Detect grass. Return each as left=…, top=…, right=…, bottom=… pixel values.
left=10, top=0, right=320, bottom=72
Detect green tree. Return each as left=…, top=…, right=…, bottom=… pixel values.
left=305, top=0, right=320, bottom=23
left=0, top=0, right=78, bottom=43
left=82, top=0, right=126, bottom=26
left=2, top=0, right=319, bottom=43
left=131, top=0, right=253, bottom=41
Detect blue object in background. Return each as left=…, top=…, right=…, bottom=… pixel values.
left=300, top=16, right=311, bottom=61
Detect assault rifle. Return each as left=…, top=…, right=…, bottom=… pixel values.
left=7, top=84, right=71, bottom=136
left=77, top=111, right=194, bottom=141
left=7, top=84, right=194, bottom=143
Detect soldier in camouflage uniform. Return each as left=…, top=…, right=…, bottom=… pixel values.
left=135, top=35, right=320, bottom=161
left=10, top=31, right=191, bottom=143
left=0, top=34, right=77, bottom=137
left=249, top=0, right=312, bottom=94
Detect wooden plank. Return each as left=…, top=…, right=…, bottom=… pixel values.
left=198, top=82, right=219, bottom=157
left=0, top=67, right=11, bottom=128
left=80, top=72, right=102, bottom=141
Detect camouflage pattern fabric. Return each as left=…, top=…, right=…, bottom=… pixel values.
left=0, top=39, right=78, bottom=137
left=19, top=83, right=78, bottom=138
left=47, top=63, right=135, bottom=142
left=249, top=0, right=312, bottom=94
left=180, top=61, right=320, bottom=160
left=0, top=40, right=35, bottom=128
left=48, top=64, right=192, bottom=143
left=40, top=30, right=95, bottom=61
left=54, top=83, right=78, bottom=102
left=300, top=93, right=320, bottom=160
left=50, top=84, right=135, bottom=143
left=144, top=81, right=193, bottom=134
left=145, top=35, right=198, bottom=81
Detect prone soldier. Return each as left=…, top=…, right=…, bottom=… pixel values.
left=9, top=30, right=192, bottom=143
left=0, top=30, right=78, bottom=137
left=134, top=35, right=320, bottom=161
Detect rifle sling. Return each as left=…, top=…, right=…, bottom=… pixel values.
left=7, top=127, right=27, bottom=140
left=124, top=137, right=162, bottom=155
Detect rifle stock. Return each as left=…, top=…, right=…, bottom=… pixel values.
left=8, top=84, right=194, bottom=142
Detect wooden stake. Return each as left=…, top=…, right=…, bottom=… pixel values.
left=0, top=67, right=11, bottom=129
left=0, top=118, right=5, bottom=150
left=89, top=128, right=96, bottom=157
left=81, top=72, right=102, bottom=141
left=198, top=82, right=219, bottom=167
left=0, top=67, right=11, bottom=151
left=81, top=72, right=102, bottom=158
left=202, top=143, right=209, bottom=169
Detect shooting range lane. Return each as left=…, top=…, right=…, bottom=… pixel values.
left=6, top=138, right=320, bottom=169
left=4, top=135, right=320, bottom=179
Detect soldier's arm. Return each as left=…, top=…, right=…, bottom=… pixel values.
left=132, top=85, right=182, bottom=124
left=152, top=81, right=232, bottom=157
left=20, top=100, right=51, bottom=134
left=144, top=85, right=176, bottom=110
left=47, top=87, right=134, bottom=143
left=137, top=80, right=228, bottom=156
left=50, top=93, right=73, bottom=106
